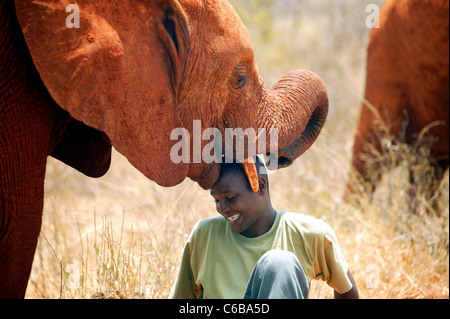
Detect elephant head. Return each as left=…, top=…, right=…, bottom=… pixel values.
left=15, top=0, right=329, bottom=190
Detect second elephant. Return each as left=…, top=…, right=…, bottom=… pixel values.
left=347, top=0, right=449, bottom=201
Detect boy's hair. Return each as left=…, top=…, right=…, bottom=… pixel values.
left=219, top=156, right=269, bottom=192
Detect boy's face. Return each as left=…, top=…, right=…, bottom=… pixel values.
left=210, top=168, right=267, bottom=236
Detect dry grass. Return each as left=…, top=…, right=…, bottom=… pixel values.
left=26, top=0, right=448, bottom=299
left=27, top=145, right=449, bottom=299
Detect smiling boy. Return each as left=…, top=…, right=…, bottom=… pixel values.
left=170, top=157, right=359, bottom=299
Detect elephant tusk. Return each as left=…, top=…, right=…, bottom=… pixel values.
left=242, top=158, right=259, bottom=192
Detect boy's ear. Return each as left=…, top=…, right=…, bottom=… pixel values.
left=258, top=177, right=267, bottom=194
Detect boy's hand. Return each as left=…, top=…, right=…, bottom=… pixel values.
left=334, top=271, right=359, bottom=299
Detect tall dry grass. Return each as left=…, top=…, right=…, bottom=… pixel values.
left=26, top=0, right=448, bottom=299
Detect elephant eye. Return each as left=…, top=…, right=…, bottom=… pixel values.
left=230, top=63, right=249, bottom=90
left=237, top=75, right=249, bottom=89
left=231, top=74, right=248, bottom=90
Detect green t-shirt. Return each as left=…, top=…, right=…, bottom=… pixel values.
left=170, top=211, right=352, bottom=299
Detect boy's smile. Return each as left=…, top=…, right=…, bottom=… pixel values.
left=210, top=164, right=275, bottom=238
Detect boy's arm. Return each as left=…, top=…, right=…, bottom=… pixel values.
left=317, top=222, right=358, bottom=298
left=169, top=238, right=202, bottom=299
left=334, top=271, right=359, bottom=299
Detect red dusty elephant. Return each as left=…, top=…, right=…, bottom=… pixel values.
left=0, top=0, right=329, bottom=298
left=346, top=0, right=449, bottom=202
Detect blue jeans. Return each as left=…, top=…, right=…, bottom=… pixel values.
left=244, top=250, right=309, bottom=299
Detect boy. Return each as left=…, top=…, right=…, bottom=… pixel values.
left=170, top=157, right=359, bottom=299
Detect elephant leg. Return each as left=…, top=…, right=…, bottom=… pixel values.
left=0, top=105, right=64, bottom=298
left=346, top=83, right=409, bottom=203
left=0, top=138, right=49, bottom=298
left=0, top=121, right=51, bottom=298
left=0, top=200, right=44, bottom=298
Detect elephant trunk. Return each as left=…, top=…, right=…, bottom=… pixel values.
left=198, top=70, right=329, bottom=192
left=259, top=70, right=329, bottom=169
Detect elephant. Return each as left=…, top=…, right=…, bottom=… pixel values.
left=0, top=0, right=329, bottom=298
left=345, top=0, right=449, bottom=204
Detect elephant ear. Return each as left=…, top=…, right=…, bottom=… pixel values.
left=51, top=118, right=112, bottom=178
left=15, top=0, right=190, bottom=187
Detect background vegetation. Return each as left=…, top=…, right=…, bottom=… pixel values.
left=26, top=0, right=448, bottom=299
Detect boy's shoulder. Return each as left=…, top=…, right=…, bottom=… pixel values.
left=190, top=215, right=227, bottom=239
left=279, top=211, right=335, bottom=239
left=196, top=215, right=226, bottom=230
